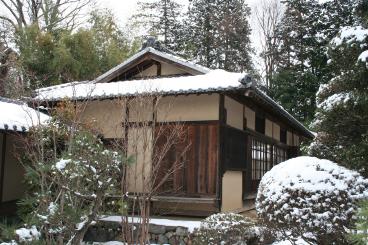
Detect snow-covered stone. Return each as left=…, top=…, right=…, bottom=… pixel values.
left=55, top=158, right=72, bottom=171
left=192, top=213, right=270, bottom=244
left=358, top=50, right=368, bottom=65
left=15, top=226, right=41, bottom=242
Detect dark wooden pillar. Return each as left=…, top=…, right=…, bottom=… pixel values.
left=0, top=133, right=7, bottom=203
left=216, top=94, right=225, bottom=210
left=244, top=134, right=253, bottom=194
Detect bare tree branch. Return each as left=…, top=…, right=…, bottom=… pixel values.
left=0, top=0, right=94, bottom=31
left=254, top=0, right=284, bottom=89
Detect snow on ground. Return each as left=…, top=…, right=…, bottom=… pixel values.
left=358, top=50, right=368, bottom=64
left=82, top=242, right=168, bottom=245
left=55, top=158, right=72, bottom=171
left=272, top=238, right=312, bottom=245
left=0, top=98, right=49, bottom=131
left=100, top=216, right=201, bottom=233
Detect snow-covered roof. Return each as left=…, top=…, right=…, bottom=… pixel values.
left=0, top=97, right=49, bottom=132
left=35, top=69, right=247, bottom=101
left=34, top=69, right=313, bottom=138
left=95, top=47, right=210, bottom=83
left=246, top=87, right=315, bottom=139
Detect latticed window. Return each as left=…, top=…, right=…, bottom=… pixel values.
left=251, top=138, right=287, bottom=182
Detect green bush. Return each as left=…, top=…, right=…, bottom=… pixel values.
left=350, top=200, right=368, bottom=244
left=192, top=213, right=271, bottom=245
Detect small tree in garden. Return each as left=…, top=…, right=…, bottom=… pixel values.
left=18, top=101, right=126, bottom=245
left=110, top=95, right=188, bottom=244
left=350, top=200, right=368, bottom=244
left=256, top=156, right=368, bottom=244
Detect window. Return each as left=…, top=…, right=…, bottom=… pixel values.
left=280, top=128, right=287, bottom=144
left=255, top=114, right=265, bottom=134
left=250, top=137, right=288, bottom=191
left=251, top=139, right=272, bottom=180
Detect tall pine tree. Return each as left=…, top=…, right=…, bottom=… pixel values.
left=309, top=1, right=368, bottom=177
left=184, top=0, right=254, bottom=73
left=271, top=0, right=357, bottom=124
left=132, top=0, right=184, bottom=52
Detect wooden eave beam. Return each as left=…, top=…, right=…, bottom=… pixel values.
left=226, top=91, right=309, bottom=139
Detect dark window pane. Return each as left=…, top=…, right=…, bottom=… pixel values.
left=280, top=128, right=287, bottom=144
left=224, top=127, right=246, bottom=170
left=255, top=114, right=265, bottom=134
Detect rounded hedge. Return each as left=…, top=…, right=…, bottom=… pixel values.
left=256, top=156, right=368, bottom=243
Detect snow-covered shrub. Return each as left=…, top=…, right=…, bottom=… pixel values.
left=192, top=213, right=271, bottom=245
left=19, top=102, right=127, bottom=245
left=256, top=156, right=368, bottom=244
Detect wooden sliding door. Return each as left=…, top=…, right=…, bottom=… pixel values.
left=155, top=122, right=219, bottom=197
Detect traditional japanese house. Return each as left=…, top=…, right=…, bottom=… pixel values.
left=34, top=41, right=314, bottom=216
left=0, top=97, right=49, bottom=215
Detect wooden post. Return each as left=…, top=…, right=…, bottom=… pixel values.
left=0, top=133, right=7, bottom=203
left=244, top=134, right=252, bottom=194
left=156, top=62, right=162, bottom=77
left=216, top=94, right=225, bottom=211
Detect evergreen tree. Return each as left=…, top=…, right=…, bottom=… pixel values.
left=19, top=103, right=126, bottom=244
left=132, top=0, right=184, bottom=52
left=15, top=9, right=139, bottom=89
left=184, top=0, right=254, bottom=73
left=271, top=0, right=357, bottom=124
left=183, top=0, right=217, bottom=67
left=350, top=201, right=368, bottom=244
left=309, top=2, right=368, bottom=177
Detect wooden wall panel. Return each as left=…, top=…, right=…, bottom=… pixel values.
left=156, top=123, right=218, bottom=197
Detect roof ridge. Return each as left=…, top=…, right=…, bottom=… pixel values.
left=36, top=80, right=93, bottom=93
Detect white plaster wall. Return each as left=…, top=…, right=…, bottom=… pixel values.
left=224, top=96, right=243, bottom=130
left=221, top=171, right=243, bottom=212
left=265, top=119, right=273, bottom=138
left=287, top=131, right=293, bottom=146
left=126, top=127, right=153, bottom=193
left=156, top=94, right=219, bottom=122
left=79, top=100, right=125, bottom=138
left=244, top=105, right=255, bottom=130
left=161, top=62, right=186, bottom=76
left=273, top=122, right=281, bottom=141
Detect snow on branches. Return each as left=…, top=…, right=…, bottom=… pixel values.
left=331, top=26, right=368, bottom=47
